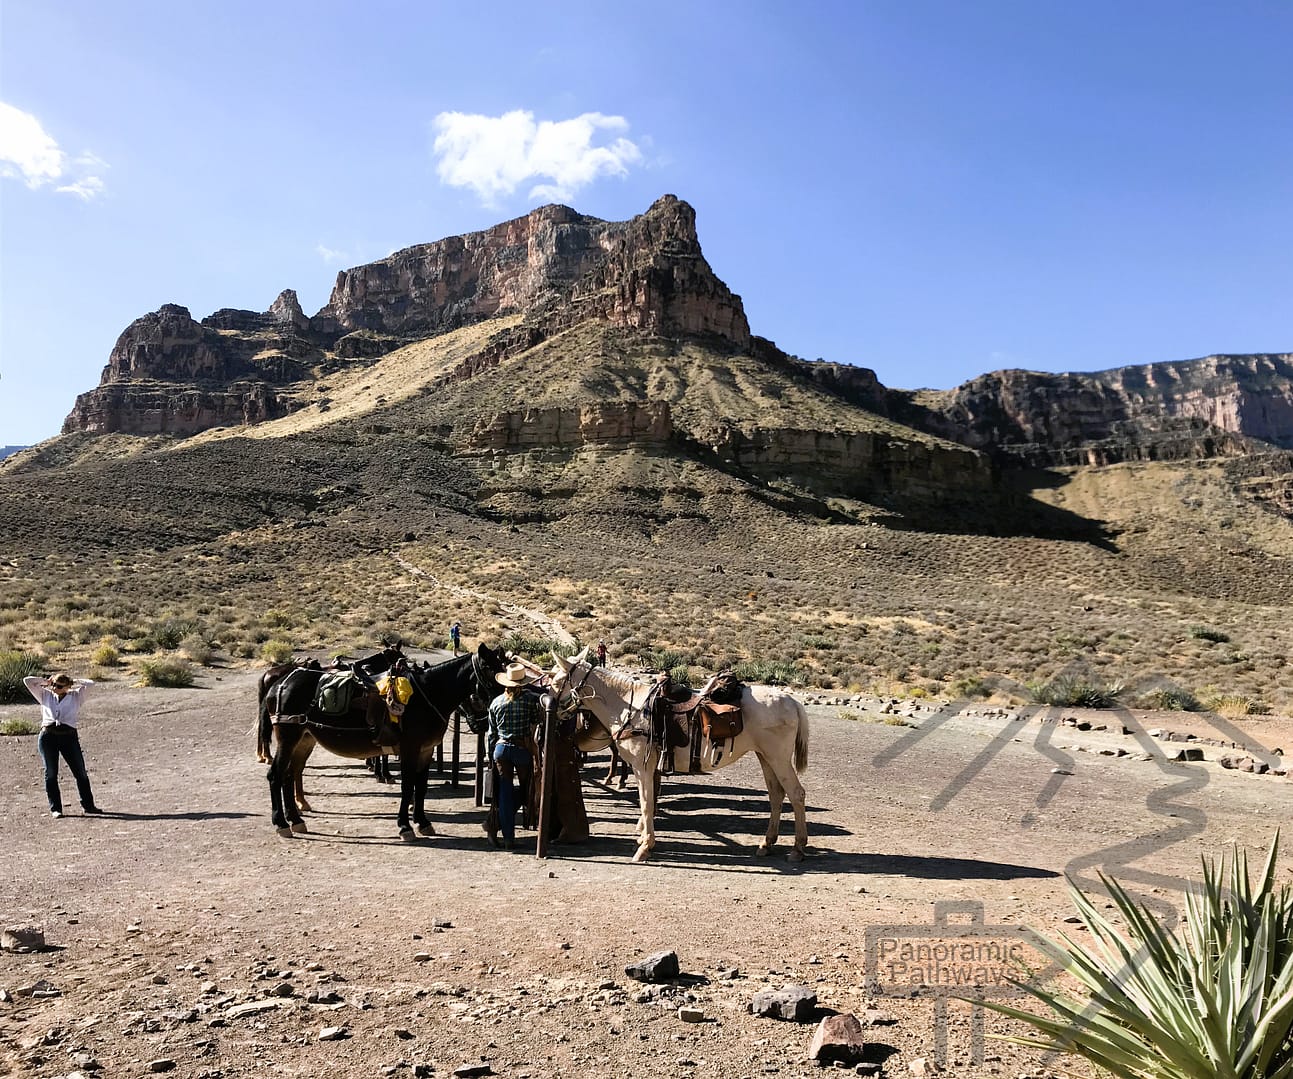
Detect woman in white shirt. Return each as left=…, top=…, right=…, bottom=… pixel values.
left=23, top=673, right=103, bottom=819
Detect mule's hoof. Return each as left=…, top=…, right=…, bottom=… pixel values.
left=276, top=826, right=293, bottom=838
left=291, top=820, right=310, bottom=834
left=787, top=848, right=805, bottom=863
left=417, top=823, right=435, bottom=837
left=756, top=844, right=772, bottom=857
left=298, top=800, right=313, bottom=813
left=632, top=847, right=651, bottom=863
left=399, top=828, right=419, bottom=843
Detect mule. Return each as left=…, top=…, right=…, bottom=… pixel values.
left=550, top=651, right=810, bottom=863
left=255, top=648, right=402, bottom=812
left=260, top=643, right=506, bottom=839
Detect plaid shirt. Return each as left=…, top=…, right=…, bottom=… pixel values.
left=487, top=691, right=540, bottom=749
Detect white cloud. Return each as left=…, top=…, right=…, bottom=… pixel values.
left=0, top=101, right=107, bottom=199
left=315, top=243, right=346, bottom=264
left=432, top=109, right=642, bottom=206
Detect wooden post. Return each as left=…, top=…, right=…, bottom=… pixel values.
left=474, top=729, right=487, bottom=807
left=535, top=694, right=557, bottom=859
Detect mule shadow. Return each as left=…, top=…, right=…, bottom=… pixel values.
left=90, top=811, right=255, bottom=822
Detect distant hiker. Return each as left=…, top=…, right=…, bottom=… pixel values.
left=23, top=673, right=103, bottom=819
left=596, top=639, right=607, bottom=668
left=450, top=621, right=462, bottom=655
left=486, top=662, right=541, bottom=851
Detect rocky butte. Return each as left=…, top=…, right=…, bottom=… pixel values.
left=59, top=195, right=1291, bottom=504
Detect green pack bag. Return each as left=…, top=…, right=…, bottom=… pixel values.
left=316, top=670, right=360, bottom=716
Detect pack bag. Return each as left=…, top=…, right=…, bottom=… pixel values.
left=316, top=670, right=360, bottom=717
left=375, top=672, right=413, bottom=717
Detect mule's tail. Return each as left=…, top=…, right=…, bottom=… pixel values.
left=255, top=692, right=273, bottom=762
left=793, top=697, right=810, bottom=773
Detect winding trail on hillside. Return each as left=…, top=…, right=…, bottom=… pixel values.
left=393, top=553, right=577, bottom=646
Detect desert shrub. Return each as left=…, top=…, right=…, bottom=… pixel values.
left=950, top=675, right=991, bottom=699
left=136, top=658, right=196, bottom=688
left=180, top=633, right=215, bottom=666
left=731, top=659, right=801, bottom=686
left=1027, top=676, right=1125, bottom=708
left=0, top=717, right=38, bottom=735
left=1135, top=687, right=1202, bottom=712
left=260, top=639, right=294, bottom=665
left=0, top=650, right=43, bottom=703
left=1206, top=694, right=1271, bottom=717
left=264, top=608, right=294, bottom=628
left=91, top=638, right=121, bottom=667
left=985, top=838, right=1293, bottom=1078
left=801, top=634, right=836, bottom=651
left=1190, top=625, right=1231, bottom=643
left=152, top=617, right=200, bottom=650
left=638, top=648, right=690, bottom=673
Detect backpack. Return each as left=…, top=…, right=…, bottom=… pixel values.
left=315, top=670, right=360, bottom=717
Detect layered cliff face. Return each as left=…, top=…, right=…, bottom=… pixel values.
left=896, top=354, right=1293, bottom=467
left=64, top=197, right=750, bottom=436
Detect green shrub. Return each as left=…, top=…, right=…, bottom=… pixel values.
left=260, top=639, right=294, bottom=665
left=136, top=658, right=196, bottom=688
left=1190, top=625, right=1231, bottom=643
left=0, top=650, right=43, bottom=703
left=1206, top=694, right=1271, bottom=717
left=0, top=717, right=38, bottom=735
left=731, top=659, right=802, bottom=686
left=152, top=617, right=200, bottom=650
left=1027, top=676, right=1125, bottom=708
left=985, top=837, right=1293, bottom=1079
left=950, top=675, right=991, bottom=699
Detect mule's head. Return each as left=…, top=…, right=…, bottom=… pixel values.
left=552, top=646, right=590, bottom=680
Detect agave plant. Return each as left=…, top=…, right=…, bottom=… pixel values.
left=986, top=839, right=1293, bottom=1078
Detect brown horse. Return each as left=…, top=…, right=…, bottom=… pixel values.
left=260, top=643, right=506, bottom=839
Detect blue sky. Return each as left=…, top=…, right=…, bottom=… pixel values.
left=2, top=0, right=1290, bottom=446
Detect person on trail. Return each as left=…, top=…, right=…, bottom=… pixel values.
left=596, top=639, right=607, bottom=668
left=450, top=621, right=462, bottom=655
left=23, top=673, right=103, bottom=819
left=485, top=662, right=542, bottom=850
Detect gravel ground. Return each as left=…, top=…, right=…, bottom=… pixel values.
left=2, top=669, right=1289, bottom=1078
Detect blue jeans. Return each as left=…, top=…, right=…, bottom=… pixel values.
left=37, top=726, right=96, bottom=812
left=492, top=742, right=531, bottom=842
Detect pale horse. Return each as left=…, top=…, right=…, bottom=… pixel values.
left=550, top=650, right=810, bottom=863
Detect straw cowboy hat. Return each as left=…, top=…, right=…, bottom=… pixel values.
left=49, top=673, right=75, bottom=688
left=495, top=662, right=535, bottom=688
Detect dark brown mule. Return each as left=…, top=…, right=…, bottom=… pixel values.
left=255, top=648, right=401, bottom=812
left=260, top=644, right=506, bottom=839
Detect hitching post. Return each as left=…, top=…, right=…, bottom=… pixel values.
left=450, top=708, right=461, bottom=787
left=474, top=728, right=486, bottom=808
left=535, top=692, right=557, bottom=859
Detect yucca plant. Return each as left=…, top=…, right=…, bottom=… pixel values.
left=985, top=838, right=1293, bottom=1077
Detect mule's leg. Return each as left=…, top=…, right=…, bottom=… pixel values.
left=397, top=750, right=417, bottom=841
left=753, top=753, right=786, bottom=857
left=767, top=757, right=808, bottom=861
left=267, top=729, right=296, bottom=836
left=291, top=739, right=313, bottom=816
left=414, top=763, right=435, bottom=837
left=632, top=750, right=658, bottom=862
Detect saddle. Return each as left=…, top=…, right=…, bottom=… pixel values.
left=648, top=671, right=746, bottom=775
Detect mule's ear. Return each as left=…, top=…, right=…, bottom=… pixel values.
left=572, top=645, right=590, bottom=665
left=554, top=653, right=574, bottom=674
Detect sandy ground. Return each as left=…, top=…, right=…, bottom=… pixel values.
left=1, top=668, right=1290, bottom=1078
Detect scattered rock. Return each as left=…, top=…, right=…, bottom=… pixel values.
left=909, top=1057, right=940, bottom=1076
left=15, top=979, right=60, bottom=999
left=1, top=926, right=47, bottom=952
left=318, top=1025, right=348, bottom=1041
left=678, top=1006, right=705, bottom=1022
left=807, top=1013, right=868, bottom=1065
left=224, top=1000, right=281, bottom=1019
left=452, top=1066, right=494, bottom=1078
left=147, top=1060, right=177, bottom=1073
left=625, top=950, right=680, bottom=982
left=751, top=985, right=818, bottom=1022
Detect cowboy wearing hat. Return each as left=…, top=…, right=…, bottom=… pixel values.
left=23, top=673, right=103, bottom=819
left=485, top=661, right=541, bottom=850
